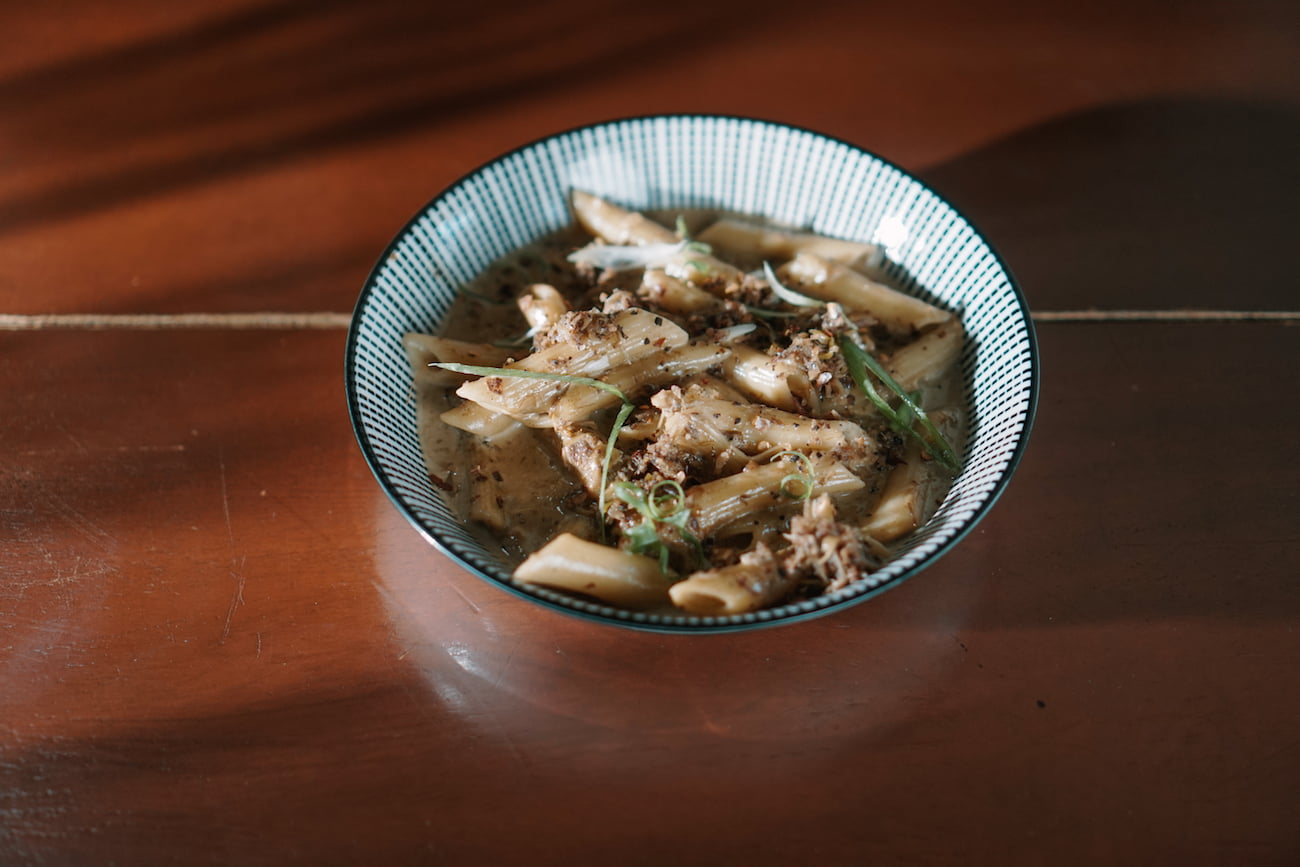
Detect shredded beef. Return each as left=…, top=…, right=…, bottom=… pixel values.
left=533, top=309, right=622, bottom=352
left=781, top=495, right=884, bottom=594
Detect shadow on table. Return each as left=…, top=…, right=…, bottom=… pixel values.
left=900, top=95, right=1300, bottom=630
left=919, top=96, right=1300, bottom=312
left=0, top=0, right=801, bottom=239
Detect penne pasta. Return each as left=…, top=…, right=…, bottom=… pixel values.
left=783, top=252, right=951, bottom=335
left=439, top=401, right=520, bottom=439
left=518, top=283, right=569, bottom=332
left=570, top=191, right=744, bottom=288
left=861, top=409, right=962, bottom=542
left=653, top=384, right=877, bottom=472
left=886, top=320, right=965, bottom=393
left=722, top=344, right=812, bottom=413
left=697, top=218, right=885, bottom=275
left=403, top=333, right=516, bottom=388
left=685, top=459, right=865, bottom=539
left=639, top=269, right=723, bottom=315
left=668, top=544, right=792, bottom=615
left=549, top=343, right=731, bottom=426
left=571, top=190, right=678, bottom=246
left=514, top=533, right=672, bottom=608
left=455, top=308, right=688, bottom=426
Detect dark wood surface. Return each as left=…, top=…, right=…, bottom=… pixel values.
left=3, top=2, right=1298, bottom=864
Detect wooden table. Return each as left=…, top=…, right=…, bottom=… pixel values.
left=3, top=2, right=1298, bottom=863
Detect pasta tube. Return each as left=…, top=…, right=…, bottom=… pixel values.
left=518, top=283, right=569, bottom=332
left=639, top=269, right=723, bottom=314
left=549, top=343, right=731, bottom=425
left=456, top=308, right=688, bottom=426
left=669, top=544, right=792, bottom=615
left=697, top=218, right=884, bottom=274
left=783, top=253, right=951, bottom=335
left=861, top=409, right=962, bottom=541
left=686, top=459, right=864, bottom=538
left=403, top=333, right=516, bottom=388
left=514, top=533, right=671, bottom=608
left=571, top=190, right=678, bottom=245
left=439, top=402, right=520, bottom=439
left=569, top=191, right=743, bottom=287
left=722, top=344, right=812, bottom=413
left=653, top=385, right=876, bottom=470
left=886, top=320, right=965, bottom=393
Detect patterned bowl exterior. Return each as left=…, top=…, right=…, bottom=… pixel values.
left=346, top=115, right=1038, bottom=632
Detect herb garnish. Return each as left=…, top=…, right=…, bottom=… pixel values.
left=763, top=261, right=823, bottom=308
left=674, top=215, right=692, bottom=242
left=773, top=449, right=817, bottom=500
left=610, top=479, right=704, bottom=574
left=430, top=363, right=628, bottom=402
left=598, top=402, right=636, bottom=533
left=836, top=336, right=962, bottom=475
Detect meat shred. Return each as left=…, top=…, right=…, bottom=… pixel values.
left=781, top=495, right=884, bottom=594
left=533, top=309, right=623, bottom=352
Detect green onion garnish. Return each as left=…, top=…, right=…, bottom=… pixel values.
left=837, top=335, right=961, bottom=475
left=610, top=479, right=704, bottom=574
left=430, top=362, right=629, bottom=403
left=743, top=304, right=802, bottom=320
left=773, top=449, right=816, bottom=501
left=676, top=216, right=712, bottom=256
left=763, top=261, right=823, bottom=308
left=598, top=401, right=636, bottom=535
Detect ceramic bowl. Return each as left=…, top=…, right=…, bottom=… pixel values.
left=346, top=115, right=1038, bottom=632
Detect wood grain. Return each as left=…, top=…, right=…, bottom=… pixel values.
left=2, top=324, right=1296, bottom=863
left=2, top=1, right=1298, bottom=863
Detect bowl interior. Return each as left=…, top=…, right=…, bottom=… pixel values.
left=346, top=115, right=1038, bottom=632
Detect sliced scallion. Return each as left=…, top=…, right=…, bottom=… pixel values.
left=610, top=479, right=704, bottom=574
left=837, top=335, right=961, bottom=475
left=429, top=362, right=629, bottom=403
left=597, top=401, right=636, bottom=536
left=772, top=449, right=816, bottom=501
left=743, top=305, right=802, bottom=320
left=763, top=261, right=823, bottom=308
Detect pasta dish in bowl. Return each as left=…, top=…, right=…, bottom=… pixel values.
left=347, top=116, right=1037, bottom=631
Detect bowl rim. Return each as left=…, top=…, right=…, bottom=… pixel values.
left=345, top=113, right=1040, bottom=633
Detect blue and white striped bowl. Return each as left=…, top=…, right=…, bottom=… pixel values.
left=346, top=116, right=1038, bottom=632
